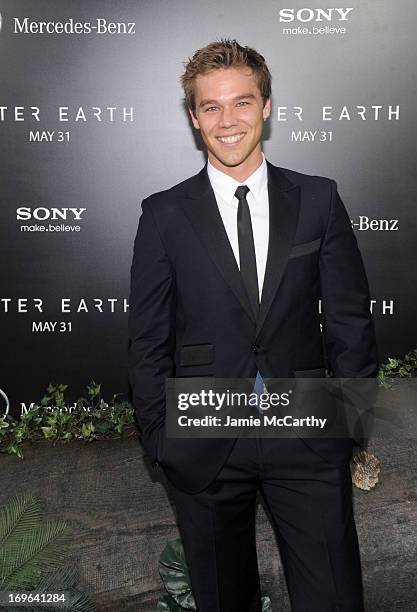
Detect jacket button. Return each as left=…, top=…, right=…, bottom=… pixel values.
left=152, top=459, right=160, bottom=468
left=252, top=344, right=260, bottom=354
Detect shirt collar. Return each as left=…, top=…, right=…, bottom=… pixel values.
left=207, top=152, right=267, bottom=206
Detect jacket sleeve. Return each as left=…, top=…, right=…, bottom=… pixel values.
left=319, top=181, right=379, bottom=448
left=127, top=198, right=176, bottom=461
left=319, top=179, right=378, bottom=378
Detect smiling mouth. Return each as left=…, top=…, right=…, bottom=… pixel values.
left=216, top=132, right=246, bottom=144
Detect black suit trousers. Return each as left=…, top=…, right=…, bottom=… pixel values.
left=168, top=435, right=364, bottom=612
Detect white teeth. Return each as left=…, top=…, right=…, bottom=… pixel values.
left=217, top=133, right=244, bottom=143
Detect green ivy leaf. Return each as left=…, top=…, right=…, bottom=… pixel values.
left=80, top=422, right=95, bottom=439
left=5, top=444, right=23, bottom=458
left=94, top=421, right=112, bottom=434
left=159, top=539, right=196, bottom=610
left=262, top=595, right=273, bottom=611
left=378, top=347, right=417, bottom=379
left=156, top=595, right=184, bottom=611
left=0, top=418, right=10, bottom=432
left=399, top=366, right=410, bottom=377
left=41, top=426, right=56, bottom=439
left=87, top=381, right=101, bottom=399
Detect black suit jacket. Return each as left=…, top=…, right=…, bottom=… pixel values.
left=127, top=161, right=378, bottom=493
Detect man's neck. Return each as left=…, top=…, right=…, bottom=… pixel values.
left=208, top=150, right=264, bottom=183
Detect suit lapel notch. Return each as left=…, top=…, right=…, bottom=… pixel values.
left=180, top=167, right=256, bottom=325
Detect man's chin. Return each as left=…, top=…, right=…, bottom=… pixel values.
left=210, top=151, right=247, bottom=168
left=220, top=159, right=245, bottom=168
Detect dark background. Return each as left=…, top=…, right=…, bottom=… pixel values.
left=0, top=0, right=415, bottom=414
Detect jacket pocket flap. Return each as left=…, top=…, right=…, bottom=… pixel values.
left=180, top=344, right=214, bottom=367
left=293, top=367, right=326, bottom=378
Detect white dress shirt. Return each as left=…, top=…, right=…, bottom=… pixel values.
left=207, top=153, right=269, bottom=302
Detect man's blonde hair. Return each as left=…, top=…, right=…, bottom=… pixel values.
left=181, top=38, right=272, bottom=113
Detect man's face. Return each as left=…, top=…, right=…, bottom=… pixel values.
left=189, top=66, right=270, bottom=175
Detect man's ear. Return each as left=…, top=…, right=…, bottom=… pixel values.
left=263, top=97, right=271, bottom=121
left=189, top=108, right=200, bottom=130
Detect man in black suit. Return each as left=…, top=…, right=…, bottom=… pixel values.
left=128, top=39, right=378, bottom=612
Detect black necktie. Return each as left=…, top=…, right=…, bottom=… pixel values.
left=235, top=185, right=259, bottom=320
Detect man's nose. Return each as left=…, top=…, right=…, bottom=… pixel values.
left=218, top=106, right=237, bottom=128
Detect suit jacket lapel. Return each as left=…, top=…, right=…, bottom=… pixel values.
left=179, top=166, right=256, bottom=325
left=179, top=162, right=300, bottom=335
left=255, top=162, right=300, bottom=338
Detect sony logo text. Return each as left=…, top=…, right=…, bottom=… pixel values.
left=279, top=8, right=353, bottom=22
left=17, top=207, right=86, bottom=221
left=17, top=206, right=86, bottom=234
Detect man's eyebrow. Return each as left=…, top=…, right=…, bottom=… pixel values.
left=199, top=94, right=256, bottom=108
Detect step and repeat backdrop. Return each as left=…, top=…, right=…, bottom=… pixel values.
left=0, top=0, right=415, bottom=417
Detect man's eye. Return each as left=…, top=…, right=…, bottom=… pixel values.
left=237, top=101, right=249, bottom=107
left=205, top=107, right=218, bottom=112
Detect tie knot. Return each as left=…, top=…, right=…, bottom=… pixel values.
left=234, top=185, right=250, bottom=201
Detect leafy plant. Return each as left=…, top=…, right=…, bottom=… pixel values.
left=157, top=538, right=273, bottom=611
left=378, top=346, right=417, bottom=381
left=158, top=538, right=196, bottom=610
left=0, top=381, right=135, bottom=458
left=0, top=494, right=94, bottom=611
left=1, top=348, right=415, bottom=458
